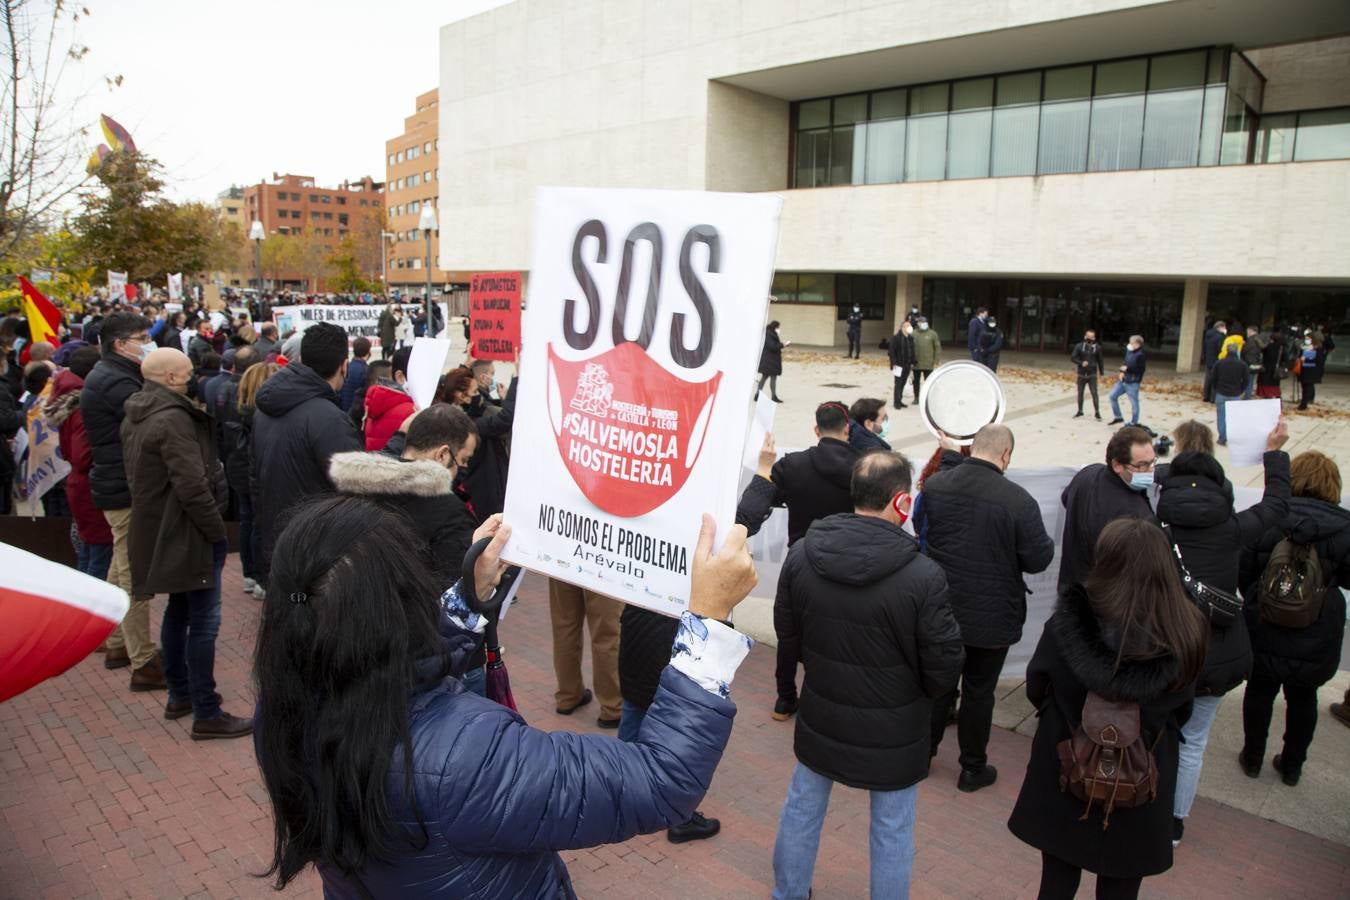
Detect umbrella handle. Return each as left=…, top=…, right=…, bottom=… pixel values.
left=460, top=536, right=521, bottom=618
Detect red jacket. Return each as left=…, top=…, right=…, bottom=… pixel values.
left=363, top=383, right=414, bottom=451
left=46, top=369, right=113, bottom=544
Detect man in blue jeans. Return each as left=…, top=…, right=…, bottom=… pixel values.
left=1212, top=340, right=1249, bottom=445
left=121, top=347, right=253, bottom=740
left=771, top=452, right=963, bottom=899
left=1107, top=334, right=1147, bottom=427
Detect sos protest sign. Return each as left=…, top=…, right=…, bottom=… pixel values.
left=469, top=272, right=521, bottom=361
left=502, top=188, right=782, bottom=617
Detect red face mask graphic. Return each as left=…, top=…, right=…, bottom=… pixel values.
left=547, top=342, right=721, bottom=518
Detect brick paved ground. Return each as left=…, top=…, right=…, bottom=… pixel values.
left=3, top=557, right=1348, bottom=899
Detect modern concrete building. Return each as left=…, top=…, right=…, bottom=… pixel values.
left=437, top=0, right=1350, bottom=371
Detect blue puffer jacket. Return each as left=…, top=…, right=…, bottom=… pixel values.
left=317, top=624, right=736, bottom=898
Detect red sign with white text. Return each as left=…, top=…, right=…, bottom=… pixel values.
left=470, top=272, right=521, bottom=361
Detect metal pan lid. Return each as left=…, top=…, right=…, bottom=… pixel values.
left=917, top=360, right=1006, bottom=446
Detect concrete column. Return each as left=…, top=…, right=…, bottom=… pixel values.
left=1176, top=278, right=1208, bottom=373
left=890, top=272, right=923, bottom=334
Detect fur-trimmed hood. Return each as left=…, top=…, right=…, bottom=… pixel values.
left=1051, top=585, right=1181, bottom=703
left=43, top=369, right=84, bottom=427
left=329, top=450, right=454, bottom=498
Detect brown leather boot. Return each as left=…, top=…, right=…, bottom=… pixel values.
left=191, top=712, right=254, bottom=741
left=104, top=646, right=130, bottom=670
left=129, top=655, right=167, bottom=692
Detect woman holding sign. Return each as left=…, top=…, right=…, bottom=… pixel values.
left=254, top=496, right=757, bottom=898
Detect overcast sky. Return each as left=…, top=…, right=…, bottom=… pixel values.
left=63, top=0, right=510, bottom=203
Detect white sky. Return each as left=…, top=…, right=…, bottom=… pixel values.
left=63, top=0, right=511, bottom=203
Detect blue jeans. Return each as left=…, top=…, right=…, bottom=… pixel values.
left=618, top=699, right=646, bottom=743
left=76, top=541, right=113, bottom=581
left=161, top=541, right=227, bottom=721
left=461, top=665, right=486, bottom=697
left=1109, top=381, right=1140, bottom=425
left=772, top=762, right=916, bottom=900
left=1174, top=694, right=1225, bottom=819
left=1215, top=393, right=1240, bottom=443
left=237, top=491, right=256, bottom=580
left=1243, top=370, right=1255, bottom=400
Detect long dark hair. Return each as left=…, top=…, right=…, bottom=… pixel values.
left=1082, top=517, right=1207, bottom=689
left=254, top=495, right=451, bottom=887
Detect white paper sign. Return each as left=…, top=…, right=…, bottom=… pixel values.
left=167, top=272, right=183, bottom=301
left=742, top=390, right=777, bottom=472
left=1224, top=399, right=1280, bottom=468
left=406, top=338, right=452, bottom=410
left=107, top=271, right=127, bottom=300
left=502, top=187, right=782, bottom=616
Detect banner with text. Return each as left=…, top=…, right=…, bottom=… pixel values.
left=502, top=187, right=782, bottom=616
left=469, top=272, right=521, bottom=361
left=272, top=302, right=449, bottom=351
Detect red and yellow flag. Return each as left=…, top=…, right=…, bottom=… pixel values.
left=18, top=275, right=62, bottom=352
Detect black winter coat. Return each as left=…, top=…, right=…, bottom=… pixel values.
left=1257, top=339, right=1287, bottom=387
left=1240, top=496, right=1350, bottom=688
left=1058, top=463, right=1153, bottom=590
left=735, top=437, right=859, bottom=545
left=214, top=375, right=247, bottom=495
left=1008, top=586, right=1194, bottom=879
left=461, top=377, right=517, bottom=521
left=1212, top=355, right=1247, bottom=397
left=1156, top=451, right=1289, bottom=695
left=619, top=605, right=679, bottom=710
left=80, top=353, right=144, bottom=510
left=888, top=332, right=915, bottom=368
left=1071, top=341, right=1104, bottom=377
left=1202, top=327, right=1224, bottom=368
left=251, top=363, right=364, bottom=575
left=777, top=514, right=964, bottom=791
left=916, top=453, right=1055, bottom=648
left=758, top=327, right=783, bottom=377
left=0, top=375, right=22, bottom=511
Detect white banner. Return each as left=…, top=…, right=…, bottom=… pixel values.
left=502, top=187, right=783, bottom=616
left=272, top=302, right=449, bottom=351
left=107, top=271, right=127, bottom=301
left=167, top=272, right=183, bottom=301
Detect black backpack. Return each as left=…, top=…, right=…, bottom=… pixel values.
left=1256, top=536, right=1326, bottom=628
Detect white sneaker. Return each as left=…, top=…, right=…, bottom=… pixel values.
left=242, top=577, right=258, bottom=593
left=252, top=585, right=266, bottom=600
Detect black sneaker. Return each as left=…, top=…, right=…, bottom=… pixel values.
left=1108, top=417, right=1124, bottom=425
left=1073, top=411, right=1084, bottom=418
left=772, top=697, right=798, bottom=721
left=1172, top=816, right=1184, bottom=848
left=957, top=764, right=997, bottom=793
left=1238, top=749, right=1262, bottom=778
left=1095, top=412, right=1102, bottom=420
left=667, top=811, right=720, bottom=844
left=164, top=698, right=192, bottom=721
left=1272, top=754, right=1300, bottom=786
left=555, top=689, right=592, bottom=716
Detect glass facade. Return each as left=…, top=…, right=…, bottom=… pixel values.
left=922, top=277, right=1184, bottom=356
left=772, top=272, right=887, bottom=321
left=790, top=46, right=1350, bottom=188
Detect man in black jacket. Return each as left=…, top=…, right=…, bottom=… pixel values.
left=1201, top=320, right=1227, bottom=402
left=772, top=451, right=963, bottom=898
left=888, top=320, right=915, bottom=409
left=735, top=401, right=860, bottom=720
left=914, top=425, right=1054, bottom=792
left=81, top=312, right=166, bottom=690
left=1070, top=328, right=1104, bottom=419
left=1057, top=426, right=1156, bottom=590
left=251, top=323, right=364, bottom=583
left=1212, top=340, right=1248, bottom=446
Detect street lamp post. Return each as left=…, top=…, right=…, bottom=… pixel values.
left=249, top=220, right=265, bottom=296
left=418, top=205, right=438, bottom=337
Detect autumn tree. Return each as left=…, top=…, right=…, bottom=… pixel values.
left=327, top=236, right=376, bottom=294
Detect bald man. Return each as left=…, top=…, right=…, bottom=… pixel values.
left=912, top=424, right=1054, bottom=793
left=121, top=347, right=252, bottom=740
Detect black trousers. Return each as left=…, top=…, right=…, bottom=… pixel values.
left=1076, top=376, right=1099, bottom=413
left=893, top=369, right=912, bottom=407
left=1202, top=365, right=1215, bottom=402
left=1038, top=852, right=1141, bottom=900
left=1242, top=660, right=1320, bottom=768
left=912, top=368, right=932, bottom=401
left=930, top=644, right=1008, bottom=770
left=776, top=635, right=800, bottom=703
left=846, top=332, right=861, bottom=358
left=757, top=373, right=779, bottom=398
left=1298, top=380, right=1316, bottom=408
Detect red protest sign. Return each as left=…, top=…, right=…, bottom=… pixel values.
left=469, top=272, right=521, bottom=361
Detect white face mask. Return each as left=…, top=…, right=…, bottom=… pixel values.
left=919, top=323, right=929, bottom=331
left=987, top=321, right=997, bottom=329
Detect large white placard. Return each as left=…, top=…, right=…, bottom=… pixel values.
left=1224, top=399, right=1280, bottom=468
left=502, top=187, right=782, bottom=616
left=272, top=302, right=449, bottom=352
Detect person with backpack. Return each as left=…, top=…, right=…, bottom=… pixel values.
left=1154, top=419, right=1289, bottom=847
left=1239, top=450, right=1350, bottom=786
left=1008, top=517, right=1208, bottom=900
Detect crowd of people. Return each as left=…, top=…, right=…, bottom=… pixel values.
left=3, top=289, right=1347, bottom=899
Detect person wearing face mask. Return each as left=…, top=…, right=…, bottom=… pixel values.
left=328, top=403, right=485, bottom=693
left=888, top=320, right=916, bottom=409
left=911, top=316, right=942, bottom=400
left=1201, top=320, right=1227, bottom=403
left=1296, top=334, right=1325, bottom=411
left=121, top=348, right=249, bottom=739
left=848, top=397, right=891, bottom=451
left=1107, top=334, right=1147, bottom=427
left=772, top=451, right=963, bottom=900
left=1057, top=426, right=1156, bottom=591
left=967, top=306, right=989, bottom=363
left=978, top=316, right=1003, bottom=372
left=82, top=312, right=169, bottom=690
left=914, top=425, right=1054, bottom=793
left=845, top=304, right=864, bottom=359
left=1071, top=329, right=1105, bottom=419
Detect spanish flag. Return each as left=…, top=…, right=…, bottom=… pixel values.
left=18, top=276, right=62, bottom=362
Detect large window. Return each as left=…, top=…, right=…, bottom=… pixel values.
left=788, top=45, right=1350, bottom=187
left=771, top=272, right=835, bottom=305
